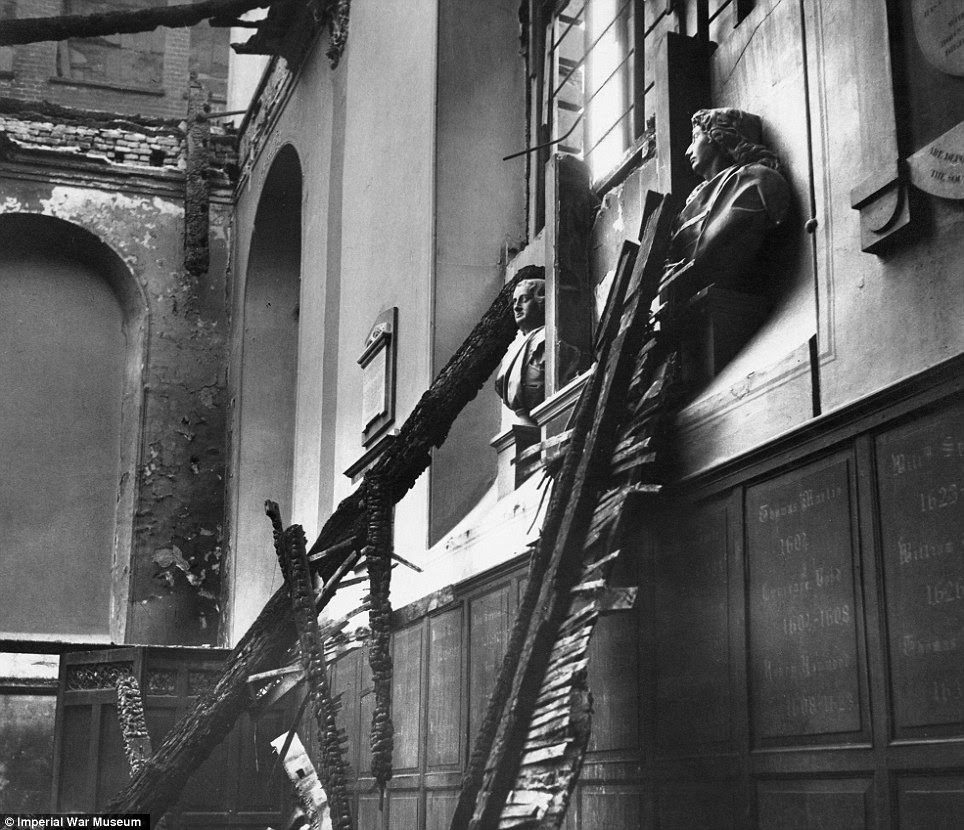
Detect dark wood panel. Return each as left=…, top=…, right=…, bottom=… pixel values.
left=331, top=650, right=360, bottom=779
left=425, top=791, right=458, bottom=830
left=875, top=402, right=964, bottom=736
left=746, top=457, right=864, bottom=743
left=357, top=793, right=386, bottom=830
left=359, top=661, right=375, bottom=781
left=388, top=791, right=420, bottom=829
left=756, top=778, right=872, bottom=829
left=468, top=584, right=512, bottom=742
left=656, top=782, right=739, bottom=829
left=237, top=710, right=285, bottom=812
left=95, top=704, right=130, bottom=809
left=57, top=705, right=91, bottom=811
left=426, top=609, right=462, bottom=769
left=897, top=774, right=964, bottom=830
left=391, top=624, right=422, bottom=772
left=180, top=712, right=231, bottom=810
left=587, top=612, right=639, bottom=753
left=655, top=501, right=730, bottom=749
left=579, top=785, right=642, bottom=828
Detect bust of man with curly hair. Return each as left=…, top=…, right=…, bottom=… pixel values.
left=661, top=107, right=790, bottom=304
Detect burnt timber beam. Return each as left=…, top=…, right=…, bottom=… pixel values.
left=0, top=0, right=273, bottom=47
left=106, top=272, right=525, bottom=821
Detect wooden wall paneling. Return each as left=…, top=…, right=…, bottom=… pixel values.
left=586, top=612, right=639, bottom=755
left=237, top=709, right=287, bottom=815
left=636, top=524, right=658, bottom=828
left=359, top=647, right=375, bottom=785
left=331, top=649, right=361, bottom=781
left=56, top=704, right=92, bottom=811
left=656, top=781, right=739, bottom=829
left=896, top=774, right=964, bottom=830
left=467, top=582, right=513, bottom=744
left=579, top=784, right=642, bottom=828
left=854, top=431, right=892, bottom=824
left=872, top=400, right=964, bottom=741
left=756, top=777, right=874, bottom=829
left=425, top=791, right=458, bottom=830
left=391, top=623, right=423, bottom=773
left=426, top=608, right=463, bottom=769
left=357, top=793, right=386, bottom=830
left=388, top=791, right=420, bottom=829
left=96, top=703, right=132, bottom=809
left=744, top=452, right=870, bottom=748
left=654, top=499, right=731, bottom=752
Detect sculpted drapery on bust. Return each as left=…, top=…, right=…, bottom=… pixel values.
left=661, top=108, right=790, bottom=304
left=494, top=268, right=547, bottom=422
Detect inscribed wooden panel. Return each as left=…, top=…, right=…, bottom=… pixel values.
left=876, top=403, right=964, bottom=735
left=746, top=457, right=863, bottom=743
left=426, top=609, right=462, bottom=768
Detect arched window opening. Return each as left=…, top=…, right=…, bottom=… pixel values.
left=0, top=215, right=143, bottom=640
left=232, top=145, right=303, bottom=641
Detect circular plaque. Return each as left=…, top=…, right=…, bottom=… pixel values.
left=913, top=0, right=964, bottom=76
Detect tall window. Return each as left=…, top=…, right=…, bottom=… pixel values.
left=542, top=0, right=642, bottom=184
left=57, top=0, right=164, bottom=89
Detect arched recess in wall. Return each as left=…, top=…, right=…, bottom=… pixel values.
left=0, top=213, right=147, bottom=641
left=233, top=144, right=303, bottom=638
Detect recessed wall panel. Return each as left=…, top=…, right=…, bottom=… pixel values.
left=747, top=458, right=863, bottom=742
left=655, top=501, right=730, bottom=749
left=876, top=403, right=964, bottom=735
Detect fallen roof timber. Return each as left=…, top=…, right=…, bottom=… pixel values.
left=106, top=272, right=526, bottom=822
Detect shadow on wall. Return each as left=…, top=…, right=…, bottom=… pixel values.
left=231, top=144, right=303, bottom=641
left=0, top=213, right=147, bottom=640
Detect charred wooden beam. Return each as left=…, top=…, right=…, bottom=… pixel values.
left=115, top=676, right=153, bottom=776
left=281, top=524, right=353, bottom=830
left=363, top=473, right=395, bottom=797
left=0, top=0, right=273, bottom=47
left=106, top=271, right=525, bottom=821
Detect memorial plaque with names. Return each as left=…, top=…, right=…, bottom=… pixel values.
left=747, top=458, right=862, bottom=742
left=656, top=502, right=730, bottom=748
left=876, top=402, right=964, bottom=733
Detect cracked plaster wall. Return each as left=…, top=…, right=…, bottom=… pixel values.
left=0, top=172, right=232, bottom=646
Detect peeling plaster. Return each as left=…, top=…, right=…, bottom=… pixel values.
left=0, top=170, right=232, bottom=645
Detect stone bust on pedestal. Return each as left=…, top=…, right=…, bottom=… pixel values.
left=494, top=267, right=546, bottom=424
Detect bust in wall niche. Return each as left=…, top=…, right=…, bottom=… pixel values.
left=495, top=267, right=546, bottom=424
left=660, top=107, right=790, bottom=306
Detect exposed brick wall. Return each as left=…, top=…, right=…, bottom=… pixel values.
left=0, top=104, right=238, bottom=173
